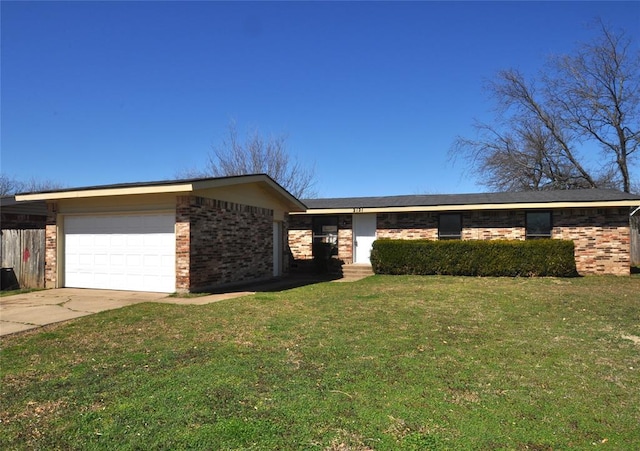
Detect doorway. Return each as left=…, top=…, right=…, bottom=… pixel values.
left=353, top=214, right=376, bottom=264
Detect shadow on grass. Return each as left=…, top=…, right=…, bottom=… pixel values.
left=203, top=273, right=344, bottom=295
left=188, top=259, right=345, bottom=296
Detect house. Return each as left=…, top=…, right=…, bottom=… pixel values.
left=15, top=175, right=306, bottom=293
left=1, top=196, right=48, bottom=289
left=288, top=189, right=640, bottom=276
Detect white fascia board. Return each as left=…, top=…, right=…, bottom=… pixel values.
left=292, top=200, right=640, bottom=215
left=15, top=184, right=194, bottom=201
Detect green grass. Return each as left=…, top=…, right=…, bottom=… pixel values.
left=2, top=276, right=639, bottom=450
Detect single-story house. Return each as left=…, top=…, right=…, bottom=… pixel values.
left=15, top=175, right=306, bottom=293
left=288, top=189, right=640, bottom=276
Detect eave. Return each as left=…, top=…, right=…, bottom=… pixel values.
left=14, top=174, right=307, bottom=212
left=293, top=199, right=640, bottom=215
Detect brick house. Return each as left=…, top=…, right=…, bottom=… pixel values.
left=289, top=189, right=640, bottom=276
left=16, top=175, right=305, bottom=292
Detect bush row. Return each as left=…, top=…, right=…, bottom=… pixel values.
left=370, top=239, right=578, bottom=277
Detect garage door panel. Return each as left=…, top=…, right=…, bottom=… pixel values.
left=64, top=214, right=175, bottom=292
left=110, top=254, right=124, bottom=266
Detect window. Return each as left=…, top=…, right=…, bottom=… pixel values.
left=439, top=213, right=462, bottom=239
left=526, top=211, right=552, bottom=239
left=312, top=216, right=338, bottom=255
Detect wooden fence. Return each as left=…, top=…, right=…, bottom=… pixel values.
left=0, top=229, right=45, bottom=289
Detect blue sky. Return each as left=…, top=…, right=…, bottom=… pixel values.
left=2, top=1, right=639, bottom=198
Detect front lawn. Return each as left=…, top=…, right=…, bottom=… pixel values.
left=1, top=276, right=639, bottom=449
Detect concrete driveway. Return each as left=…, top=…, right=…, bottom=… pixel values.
left=0, top=288, right=253, bottom=337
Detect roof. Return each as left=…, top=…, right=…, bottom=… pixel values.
left=299, top=189, right=640, bottom=214
left=0, top=196, right=48, bottom=217
left=15, top=174, right=307, bottom=212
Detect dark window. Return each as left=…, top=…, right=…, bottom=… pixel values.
left=526, top=211, right=552, bottom=239
left=312, top=216, right=338, bottom=255
left=439, top=213, right=462, bottom=240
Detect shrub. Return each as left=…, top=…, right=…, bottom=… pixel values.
left=370, top=239, right=578, bottom=277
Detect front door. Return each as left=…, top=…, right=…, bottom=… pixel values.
left=353, top=214, right=376, bottom=264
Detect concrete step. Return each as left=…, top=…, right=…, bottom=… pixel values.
left=341, top=264, right=374, bottom=277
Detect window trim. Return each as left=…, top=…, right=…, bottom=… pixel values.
left=438, top=213, right=462, bottom=240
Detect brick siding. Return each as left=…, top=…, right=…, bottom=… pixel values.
left=288, top=215, right=313, bottom=260
left=175, top=196, right=191, bottom=291
left=288, top=214, right=354, bottom=263
left=44, top=202, right=58, bottom=288
left=553, top=208, right=631, bottom=275
left=289, top=208, right=632, bottom=275
left=178, top=196, right=275, bottom=292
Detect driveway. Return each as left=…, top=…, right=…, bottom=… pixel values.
left=0, top=288, right=253, bottom=337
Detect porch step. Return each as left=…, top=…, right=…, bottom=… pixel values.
left=341, top=264, right=374, bottom=278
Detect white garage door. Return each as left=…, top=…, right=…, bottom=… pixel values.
left=64, top=214, right=176, bottom=292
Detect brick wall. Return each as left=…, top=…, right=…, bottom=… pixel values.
left=288, top=214, right=354, bottom=263
left=44, top=202, right=57, bottom=288
left=181, top=196, right=275, bottom=292
left=289, top=208, right=632, bottom=275
left=378, top=212, right=438, bottom=240
left=288, top=215, right=313, bottom=260
left=461, top=211, right=525, bottom=240
left=553, top=208, right=631, bottom=275
left=175, top=196, right=191, bottom=291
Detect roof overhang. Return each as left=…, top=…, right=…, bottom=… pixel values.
left=15, top=174, right=307, bottom=212
left=294, top=200, right=640, bottom=215
left=16, top=183, right=193, bottom=200
left=0, top=196, right=48, bottom=216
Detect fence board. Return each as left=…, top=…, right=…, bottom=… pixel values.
left=0, top=229, right=45, bottom=289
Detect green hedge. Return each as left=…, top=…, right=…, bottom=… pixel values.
left=370, top=239, right=578, bottom=277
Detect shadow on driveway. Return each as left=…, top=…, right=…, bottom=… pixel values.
left=0, top=273, right=350, bottom=337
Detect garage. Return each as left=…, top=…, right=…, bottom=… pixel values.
left=15, top=175, right=306, bottom=292
left=64, top=213, right=176, bottom=292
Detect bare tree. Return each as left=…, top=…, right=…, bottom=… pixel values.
left=452, top=21, right=639, bottom=192
left=195, top=122, right=316, bottom=199
left=0, top=174, right=64, bottom=197
left=0, top=175, right=22, bottom=197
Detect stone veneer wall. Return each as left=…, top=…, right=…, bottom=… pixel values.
left=44, top=202, right=58, bottom=288
left=176, top=196, right=275, bottom=292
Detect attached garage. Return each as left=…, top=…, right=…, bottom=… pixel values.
left=16, top=175, right=306, bottom=293
left=64, top=214, right=175, bottom=292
